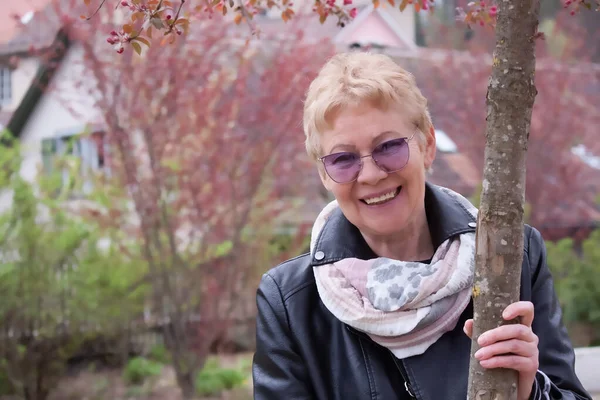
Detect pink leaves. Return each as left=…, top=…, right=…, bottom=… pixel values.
left=563, top=0, right=600, bottom=15
left=458, top=1, right=499, bottom=29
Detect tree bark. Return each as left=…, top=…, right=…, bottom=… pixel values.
left=467, top=1, right=540, bottom=399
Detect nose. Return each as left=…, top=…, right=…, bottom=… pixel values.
left=356, top=156, right=388, bottom=185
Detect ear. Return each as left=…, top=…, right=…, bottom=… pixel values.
left=423, top=126, right=436, bottom=170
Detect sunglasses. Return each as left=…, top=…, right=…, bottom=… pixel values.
left=319, top=133, right=416, bottom=184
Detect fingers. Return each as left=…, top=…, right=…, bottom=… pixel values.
left=468, top=301, right=539, bottom=388
left=478, top=324, right=538, bottom=347
left=477, top=354, right=539, bottom=372
left=503, top=301, right=535, bottom=327
left=474, top=338, right=537, bottom=361
left=463, top=319, right=473, bottom=339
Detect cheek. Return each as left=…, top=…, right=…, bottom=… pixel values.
left=330, top=183, right=356, bottom=204
left=408, top=147, right=428, bottom=173
left=335, top=185, right=352, bottom=199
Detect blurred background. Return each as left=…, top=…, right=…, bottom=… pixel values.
left=0, top=0, right=598, bottom=399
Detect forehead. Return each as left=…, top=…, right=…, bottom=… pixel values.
left=321, top=105, right=414, bottom=153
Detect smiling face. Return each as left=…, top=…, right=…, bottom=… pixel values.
left=319, top=103, right=436, bottom=241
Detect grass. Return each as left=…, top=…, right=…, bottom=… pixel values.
left=46, top=352, right=254, bottom=400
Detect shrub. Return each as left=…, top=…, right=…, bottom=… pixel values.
left=123, top=357, right=163, bottom=385
left=148, top=343, right=171, bottom=364
left=195, top=358, right=246, bottom=397
left=546, top=230, right=600, bottom=346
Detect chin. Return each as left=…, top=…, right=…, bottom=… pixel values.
left=362, top=220, right=408, bottom=238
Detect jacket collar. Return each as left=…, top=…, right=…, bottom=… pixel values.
left=310, top=182, right=477, bottom=266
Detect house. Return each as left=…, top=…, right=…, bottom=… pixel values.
left=3, top=0, right=599, bottom=243
left=428, top=129, right=480, bottom=197
left=0, top=0, right=423, bottom=218
left=0, top=0, right=115, bottom=210
left=245, top=0, right=418, bottom=51
left=0, top=0, right=56, bottom=132
left=332, top=1, right=417, bottom=50
left=0, top=0, right=420, bottom=171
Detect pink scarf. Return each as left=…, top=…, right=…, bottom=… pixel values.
left=311, top=187, right=477, bottom=358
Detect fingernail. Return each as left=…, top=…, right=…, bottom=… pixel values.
left=474, top=350, right=482, bottom=359
left=478, top=334, right=486, bottom=345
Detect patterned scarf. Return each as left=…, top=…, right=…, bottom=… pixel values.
left=311, top=187, right=477, bottom=359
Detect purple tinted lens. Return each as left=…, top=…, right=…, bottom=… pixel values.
left=322, top=152, right=361, bottom=183
left=372, top=138, right=409, bottom=172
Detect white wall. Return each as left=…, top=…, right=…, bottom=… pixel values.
left=0, top=44, right=102, bottom=213
left=382, top=5, right=416, bottom=45
left=2, top=57, right=40, bottom=112
left=18, top=44, right=101, bottom=182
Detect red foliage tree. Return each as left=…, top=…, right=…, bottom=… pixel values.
left=40, top=7, right=333, bottom=396
left=390, top=47, right=600, bottom=241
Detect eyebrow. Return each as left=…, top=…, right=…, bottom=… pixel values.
left=328, top=130, right=401, bottom=154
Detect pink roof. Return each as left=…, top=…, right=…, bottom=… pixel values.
left=0, top=0, right=53, bottom=44
left=0, top=0, right=71, bottom=56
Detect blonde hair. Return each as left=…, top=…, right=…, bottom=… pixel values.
left=303, top=52, right=433, bottom=161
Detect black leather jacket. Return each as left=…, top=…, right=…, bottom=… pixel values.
left=252, top=184, right=591, bottom=400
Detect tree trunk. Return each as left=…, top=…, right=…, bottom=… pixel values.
left=163, top=321, right=198, bottom=400
left=175, top=370, right=196, bottom=400
left=467, top=1, right=540, bottom=399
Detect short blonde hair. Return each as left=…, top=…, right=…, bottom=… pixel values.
left=303, top=52, right=433, bottom=161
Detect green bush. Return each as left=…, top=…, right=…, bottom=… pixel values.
left=148, top=343, right=171, bottom=364
left=195, top=358, right=246, bottom=396
left=546, top=229, right=600, bottom=345
left=123, top=357, right=163, bottom=385
left=219, top=368, right=246, bottom=389
left=0, top=133, right=148, bottom=400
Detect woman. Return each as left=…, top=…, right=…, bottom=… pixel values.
left=252, top=52, right=590, bottom=400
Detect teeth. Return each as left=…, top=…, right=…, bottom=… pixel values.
left=364, top=189, right=399, bottom=205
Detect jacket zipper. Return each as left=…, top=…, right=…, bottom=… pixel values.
left=390, top=353, right=416, bottom=399
left=345, top=325, right=418, bottom=399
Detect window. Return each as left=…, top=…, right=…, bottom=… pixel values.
left=41, top=131, right=108, bottom=195
left=0, top=67, right=11, bottom=106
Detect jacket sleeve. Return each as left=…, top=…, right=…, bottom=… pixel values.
left=252, top=273, right=315, bottom=399
left=527, top=227, right=592, bottom=400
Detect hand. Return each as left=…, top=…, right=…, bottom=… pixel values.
left=463, top=301, right=539, bottom=400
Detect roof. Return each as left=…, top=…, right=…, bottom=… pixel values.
left=0, top=0, right=65, bottom=57
left=244, top=13, right=342, bottom=44
left=0, top=0, right=53, bottom=45
left=1, top=0, right=75, bottom=141
left=2, top=27, right=70, bottom=144
left=3, top=8, right=597, bottom=239
left=426, top=129, right=480, bottom=196
left=242, top=3, right=416, bottom=50
left=334, top=4, right=416, bottom=50
left=429, top=152, right=480, bottom=196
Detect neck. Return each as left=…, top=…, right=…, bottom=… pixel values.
left=362, top=208, right=434, bottom=261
